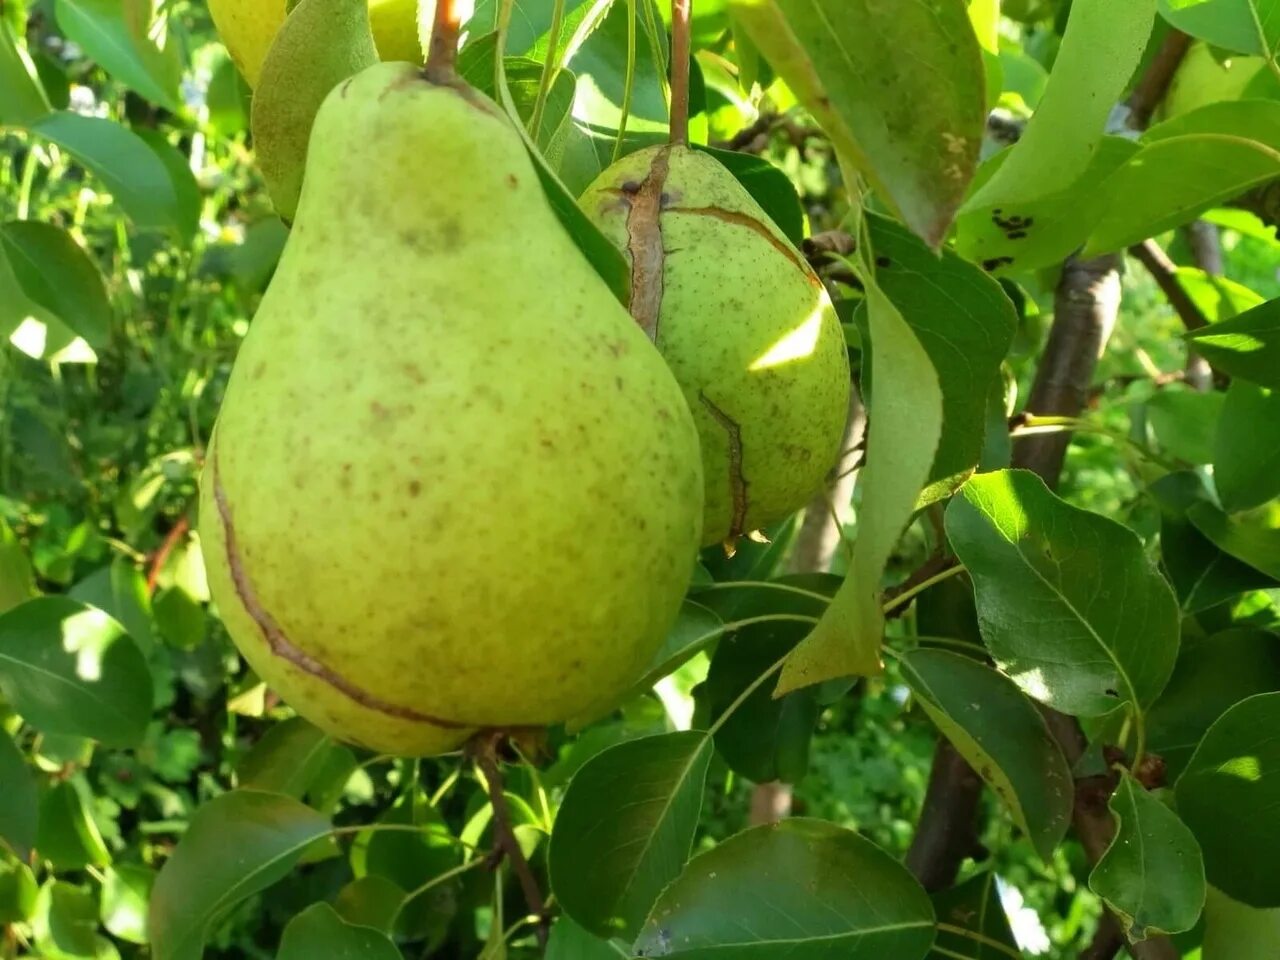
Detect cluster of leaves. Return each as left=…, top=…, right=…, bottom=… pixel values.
left=4, top=0, right=1280, bottom=959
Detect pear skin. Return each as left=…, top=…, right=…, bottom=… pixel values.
left=210, top=0, right=421, bottom=86
left=200, top=63, right=704, bottom=756
left=581, top=145, right=851, bottom=545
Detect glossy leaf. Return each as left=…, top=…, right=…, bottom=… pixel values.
left=1185, top=296, right=1280, bottom=388
left=867, top=213, right=1017, bottom=503
left=33, top=881, right=116, bottom=960
left=1158, top=0, right=1280, bottom=56
left=633, top=600, right=724, bottom=692
left=633, top=818, right=936, bottom=958
left=54, top=0, right=181, bottom=111
left=546, top=917, right=630, bottom=959
left=727, top=0, right=985, bottom=246
left=1188, top=500, right=1280, bottom=579
left=99, top=865, right=154, bottom=944
left=1201, top=885, right=1280, bottom=959
left=251, top=0, right=378, bottom=221
left=946, top=470, right=1180, bottom=716
left=0, top=221, right=111, bottom=351
left=0, top=596, right=151, bottom=747
left=778, top=274, right=943, bottom=693
left=28, top=112, right=181, bottom=232
left=901, top=649, right=1073, bottom=862
left=929, top=872, right=1020, bottom=960
left=0, top=731, right=37, bottom=859
left=1084, top=135, right=1280, bottom=256
left=1214, top=381, right=1280, bottom=511
left=1090, top=772, right=1206, bottom=940
left=68, top=560, right=154, bottom=656
left=1149, top=472, right=1278, bottom=615
left=236, top=716, right=335, bottom=799
left=1147, top=629, right=1280, bottom=780
left=1146, top=388, right=1224, bottom=465
left=1176, top=692, right=1280, bottom=907
left=149, top=790, right=331, bottom=960
left=277, top=902, right=402, bottom=960
left=0, top=517, right=35, bottom=615
left=0, top=18, right=51, bottom=125
left=37, top=779, right=112, bottom=871
left=550, top=731, right=713, bottom=940
left=963, top=0, right=1157, bottom=243
left=0, top=861, right=38, bottom=925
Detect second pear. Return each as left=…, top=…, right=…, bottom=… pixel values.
left=581, top=145, right=851, bottom=545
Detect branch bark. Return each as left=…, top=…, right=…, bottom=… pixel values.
left=1128, top=239, right=1209, bottom=332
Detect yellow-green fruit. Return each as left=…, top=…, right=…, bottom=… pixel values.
left=199, top=62, right=704, bottom=756
left=580, top=145, right=850, bottom=545
left=209, top=0, right=420, bottom=86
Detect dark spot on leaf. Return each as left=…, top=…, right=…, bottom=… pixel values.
left=875, top=255, right=892, bottom=268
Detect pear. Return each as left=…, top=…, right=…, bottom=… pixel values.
left=200, top=62, right=704, bottom=756
left=580, top=145, right=850, bottom=545
left=209, top=0, right=420, bottom=87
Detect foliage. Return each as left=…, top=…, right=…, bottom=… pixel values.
left=3, top=1, right=1280, bottom=959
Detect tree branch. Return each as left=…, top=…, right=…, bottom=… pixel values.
left=1127, top=239, right=1209, bottom=332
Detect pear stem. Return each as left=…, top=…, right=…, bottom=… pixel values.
left=425, top=0, right=465, bottom=83
left=472, top=732, right=551, bottom=948
left=669, top=0, right=692, bottom=146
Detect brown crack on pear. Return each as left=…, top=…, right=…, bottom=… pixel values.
left=212, top=456, right=470, bottom=729
left=621, top=148, right=672, bottom=341
left=698, top=392, right=750, bottom=541
left=665, top=205, right=816, bottom=282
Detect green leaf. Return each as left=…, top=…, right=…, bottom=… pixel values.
left=69, top=560, right=154, bottom=656
left=0, top=17, right=51, bottom=125
left=1176, top=692, right=1280, bottom=907
left=1173, top=265, right=1266, bottom=323
left=929, top=872, right=1020, bottom=960
left=1090, top=772, right=1206, bottom=940
left=1185, top=296, right=1280, bottom=388
left=704, top=618, right=819, bottom=784
left=349, top=789, right=460, bottom=894
left=946, top=469, right=1180, bottom=716
left=777, top=274, right=943, bottom=693
left=632, top=599, right=724, bottom=693
left=37, top=778, right=112, bottom=871
left=0, top=596, right=151, bottom=747
left=1201, top=885, right=1280, bottom=959
left=252, top=0, right=378, bottom=222
left=1215, top=381, right=1280, bottom=511
left=901, top=649, right=1073, bottom=862
left=33, top=880, right=118, bottom=960
left=0, top=517, right=35, bottom=615
left=99, top=865, right=154, bottom=945
left=546, top=917, right=630, bottom=959
left=954, top=135, right=1139, bottom=276
left=1147, top=629, right=1280, bottom=780
left=278, top=902, right=403, bottom=960
left=1188, top=500, right=1280, bottom=579
left=633, top=818, right=936, bottom=958
left=1158, top=0, right=1280, bottom=57
left=0, top=221, right=111, bottom=351
left=236, top=716, right=335, bottom=799
left=1083, top=135, right=1280, bottom=256
left=1146, top=387, right=1225, bottom=465
left=28, top=112, right=181, bottom=231
left=149, top=790, right=331, bottom=960
left=727, top=0, right=985, bottom=246
left=0, top=861, right=38, bottom=925
left=1149, top=472, right=1278, bottom=615
left=133, top=130, right=202, bottom=242
left=867, top=213, right=1017, bottom=504
left=700, top=146, right=805, bottom=249
left=550, top=731, right=713, bottom=940
left=53, top=0, right=181, bottom=111
left=332, top=875, right=405, bottom=935
left=0, top=730, right=37, bottom=859
left=962, top=0, right=1157, bottom=239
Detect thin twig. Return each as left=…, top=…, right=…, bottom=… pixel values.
left=1127, top=239, right=1209, bottom=331
left=146, top=515, right=190, bottom=595
left=472, top=733, right=550, bottom=949
left=669, top=0, right=692, bottom=146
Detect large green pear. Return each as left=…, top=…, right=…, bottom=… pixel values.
left=200, top=62, right=704, bottom=756
left=580, top=145, right=850, bottom=546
